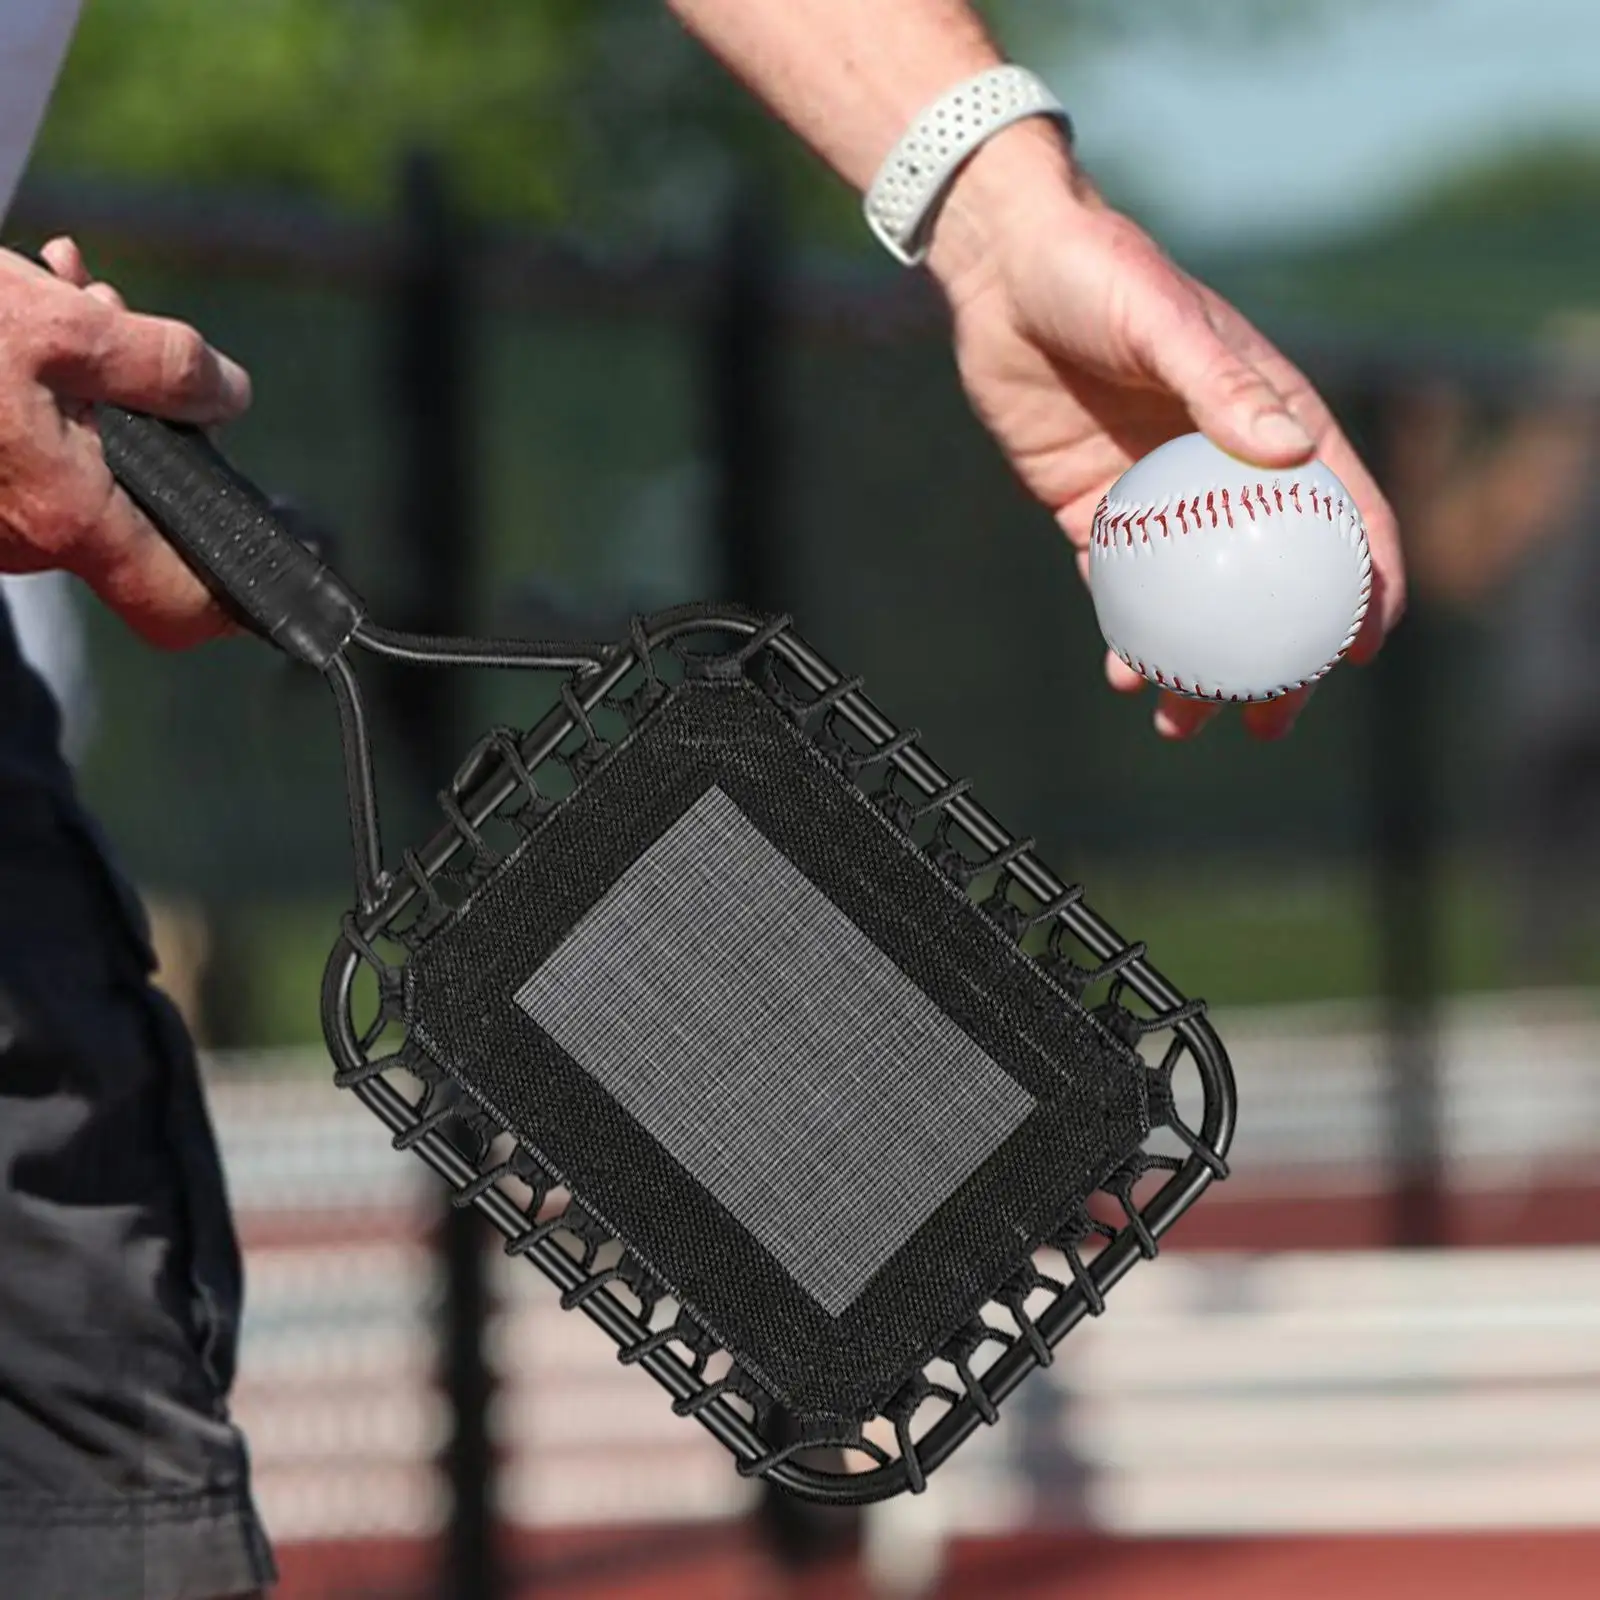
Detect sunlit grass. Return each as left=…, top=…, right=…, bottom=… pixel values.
left=209, top=857, right=1600, bottom=1056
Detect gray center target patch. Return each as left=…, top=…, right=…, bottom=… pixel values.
left=514, top=785, right=1036, bottom=1315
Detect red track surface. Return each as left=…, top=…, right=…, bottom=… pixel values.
left=235, top=1176, right=1600, bottom=1256
left=1163, top=1174, right=1600, bottom=1252
left=273, top=1526, right=1600, bottom=1599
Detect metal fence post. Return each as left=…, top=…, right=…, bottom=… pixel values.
left=1356, top=388, right=1448, bottom=1250
left=706, top=189, right=786, bottom=615
left=390, top=148, right=502, bottom=1600
left=701, top=186, right=865, bottom=1569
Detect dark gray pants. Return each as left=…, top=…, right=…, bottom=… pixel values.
left=0, top=602, right=274, bottom=1600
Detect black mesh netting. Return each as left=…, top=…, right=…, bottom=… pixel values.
left=323, top=608, right=1235, bottom=1502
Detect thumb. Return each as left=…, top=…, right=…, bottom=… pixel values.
left=1140, top=294, right=1315, bottom=467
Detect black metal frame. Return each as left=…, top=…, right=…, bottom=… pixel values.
left=319, top=602, right=1236, bottom=1505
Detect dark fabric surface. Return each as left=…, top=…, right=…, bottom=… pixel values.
left=408, top=673, right=1152, bottom=1421
left=0, top=596, right=276, bottom=1599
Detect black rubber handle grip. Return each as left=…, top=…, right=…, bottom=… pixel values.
left=97, top=405, right=364, bottom=669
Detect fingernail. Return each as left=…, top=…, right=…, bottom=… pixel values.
left=217, top=355, right=253, bottom=409
left=1252, top=410, right=1314, bottom=455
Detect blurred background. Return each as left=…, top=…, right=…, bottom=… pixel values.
left=6, top=0, right=1599, bottom=1595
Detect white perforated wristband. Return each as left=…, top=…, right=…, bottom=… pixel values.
left=863, top=65, right=1072, bottom=267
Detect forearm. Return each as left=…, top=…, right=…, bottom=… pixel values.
left=666, top=0, right=1084, bottom=284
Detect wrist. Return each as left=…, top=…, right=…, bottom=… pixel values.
left=922, top=118, right=1099, bottom=299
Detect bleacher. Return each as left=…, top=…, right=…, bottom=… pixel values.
left=208, top=993, right=1600, bottom=1560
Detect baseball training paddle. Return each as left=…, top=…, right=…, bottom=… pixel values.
left=93, top=398, right=1234, bottom=1503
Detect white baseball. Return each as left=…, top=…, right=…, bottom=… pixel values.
left=1087, top=432, right=1372, bottom=702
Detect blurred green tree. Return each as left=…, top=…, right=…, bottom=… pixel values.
left=1404, top=138, right=1600, bottom=229
left=1200, top=137, right=1600, bottom=339
left=35, top=1, right=1338, bottom=248
left=40, top=1, right=603, bottom=223
left=34, top=0, right=909, bottom=245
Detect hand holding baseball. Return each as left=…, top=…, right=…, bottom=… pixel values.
left=929, top=157, right=1403, bottom=741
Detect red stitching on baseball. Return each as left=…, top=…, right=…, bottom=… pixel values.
left=1103, top=481, right=1366, bottom=533
left=1097, top=478, right=1365, bottom=571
